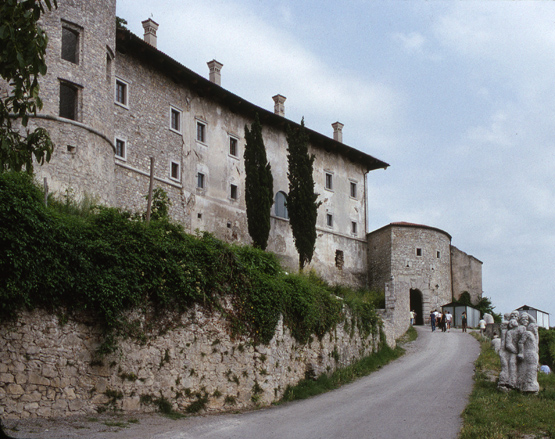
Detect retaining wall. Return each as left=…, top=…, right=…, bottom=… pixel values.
left=0, top=306, right=382, bottom=419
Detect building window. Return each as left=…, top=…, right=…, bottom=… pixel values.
left=115, top=138, right=126, bottom=159
left=170, top=107, right=181, bottom=133
left=351, top=221, right=357, bottom=235
left=229, top=136, right=238, bottom=157
left=416, top=248, right=422, bottom=256
left=197, top=172, right=205, bottom=189
left=115, top=79, right=128, bottom=107
left=197, top=121, right=206, bottom=143
left=59, top=81, right=79, bottom=121
left=437, top=251, right=441, bottom=258
left=170, top=161, right=180, bottom=181
left=275, top=191, right=288, bottom=219
left=61, top=25, right=79, bottom=64
left=350, top=182, right=357, bottom=198
left=335, top=250, right=344, bottom=270
left=325, top=173, right=333, bottom=190
left=230, top=184, right=238, bottom=200
left=326, top=213, right=333, bottom=227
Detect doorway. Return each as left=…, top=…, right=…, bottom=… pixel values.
left=410, top=289, right=424, bottom=325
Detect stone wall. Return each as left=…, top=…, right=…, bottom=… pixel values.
left=367, top=223, right=455, bottom=340
left=0, top=307, right=381, bottom=420
left=450, top=246, right=483, bottom=305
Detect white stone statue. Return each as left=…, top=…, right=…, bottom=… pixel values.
left=484, top=313, right=494, bottom=324
left=497, top=311, right=539, bottom=393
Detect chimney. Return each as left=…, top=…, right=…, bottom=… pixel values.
left=332, top=122, right=344, bottom=143
left=272, top=94, right=286, bottom=116
left=207, top=60, right=223, bottom=86
left=142, top=18, right=159, bottom=48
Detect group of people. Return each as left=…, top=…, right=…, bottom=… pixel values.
left=429, top=309, right=453, bottom=332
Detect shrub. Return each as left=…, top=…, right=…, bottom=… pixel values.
left=0, top=172, right=382, bottom=352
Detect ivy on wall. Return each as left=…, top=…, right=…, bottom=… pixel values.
left=0, top=172, right=383, bottom=353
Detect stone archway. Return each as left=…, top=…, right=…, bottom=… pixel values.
left=410, top=289, right=424, bottom=325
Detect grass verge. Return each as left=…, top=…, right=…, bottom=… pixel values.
left=279, top=326, right=416, bottom=403
left=460, top=334, right=555, bottom=439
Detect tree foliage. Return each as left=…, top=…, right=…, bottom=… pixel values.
left=0, top=0, right=56, bottom=173
left=244, top=113, right=273, bottom=250
left=286, top=118, right=321, bottom=270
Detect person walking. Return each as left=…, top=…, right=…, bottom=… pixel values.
left=430, top=310, right=436, bottom=332
left=446, top=311, right=452, bottom=332
left=410, top=310, right=415, bottom=326
left=462, top=311, right=467, bottom=332
left=479, top=317, right=486, bottom=336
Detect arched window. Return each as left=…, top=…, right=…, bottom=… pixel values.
left=275, top=191, right=288, bottom=219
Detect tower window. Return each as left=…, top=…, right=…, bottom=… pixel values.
left=350, top=182, right=357, bottom=198
left=197, top=172, right=205, bottom=189
left=325, top=173, right=333, bottom=190
left=230, top=184, right=238, bottom=200
left=61, top=26, right=79, bottom=64
left=115, top=138, right=126, bottom=159
left=229, top=137, right=238, bottom=157
left=115, top=79, right=128, bottom=107
left=59, top=81, right=79, bottom=121
left=170, top=161, right=180, bottom=181
left=416, top=248, right=422, bottom=256
left=326, top=213, right=333, bottom=227
left=170, top=107, right=181, bottom=132
left=197, top=121, right=206, bottom=143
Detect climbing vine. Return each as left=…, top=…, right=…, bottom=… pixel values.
left=0, top=172, right=382, bottom=353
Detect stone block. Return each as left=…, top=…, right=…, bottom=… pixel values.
left=52, top=399, right=68, bottom=411
left=37, top=407, right=52, bottom=417
left=42, top=365, right=57, bottom=378
left=91, top=394, right=110, bottom=405
left=0, top=373, right=14, bottom=383
left=24, top=402, right=39, bottom=411
left=20, top=392, right=42, bottom=403
left=6, top=384, right=24, bottom=395
left=122, top=396, right=140, bottom=411
left=28, top=372, right=50, bottom=386
left=68, top=399, right=86, bottom=411
left=15, top=373, right=27, bottom=385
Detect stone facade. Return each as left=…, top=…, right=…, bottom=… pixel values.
left=25, top=0, right=389, bottom=288
left=32, top=0, right=118, bottom=206
left=451, top=246, right=483, bottom=304
left=0, top=308, right=381, bottom=419
left=368, top=222, right=482, bottom=340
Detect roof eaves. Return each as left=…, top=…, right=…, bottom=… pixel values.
left=115, top=29, right=390, bottom=172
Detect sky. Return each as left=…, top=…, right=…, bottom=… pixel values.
left=116, top=0, right=555, bottom=320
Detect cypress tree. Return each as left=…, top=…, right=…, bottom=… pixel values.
left=244, top=113, right=273, bottom=250
left=286, top=118, right=321, bottom=270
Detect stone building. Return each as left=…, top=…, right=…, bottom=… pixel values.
left=18, top=0, right=389, bottom=287
left=2, top=0, right=483, bottom=345
left=368, top=222, right=482, bottom=340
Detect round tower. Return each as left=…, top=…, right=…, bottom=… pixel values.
left=31, top=0, right=118, bottom=205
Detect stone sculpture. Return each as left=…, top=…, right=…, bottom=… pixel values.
left=497, top=311, right=539, bottom=393
left=484, top=313, right=495, bottom=324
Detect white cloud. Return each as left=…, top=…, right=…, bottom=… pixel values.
left=118, top=0, right=404, bottom=143
left=393, top=31, right=426, bottom=53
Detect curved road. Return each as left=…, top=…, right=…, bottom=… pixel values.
left=154, top=326, right=480, bottom=439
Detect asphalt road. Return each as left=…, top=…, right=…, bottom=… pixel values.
left=8, top=326, right=480, bottom=439
left=155, top=326, right=480, bottom=439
